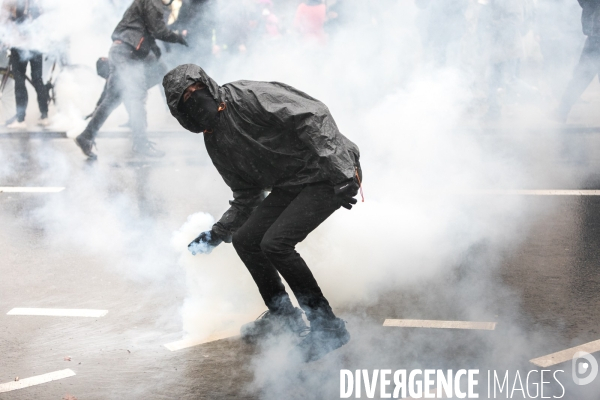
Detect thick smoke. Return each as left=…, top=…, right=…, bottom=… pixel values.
left=3, top=0, right=598, bottom=398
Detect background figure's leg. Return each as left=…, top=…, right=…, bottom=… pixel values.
left=231, top=188, right=302, bottom=314
left=10, top=49, right=28, bottom=122
left=80, top=44, right=128, bottom=140
left=28, top=52, right=48, bottom=118
left=80, top=73, right=122, bottom=140
left=143, top=54, right=167, bottom=89
left=259, top=183, right=342, bottom=322
left=144, top=58, right=169, bottom=106
left=558, top=37, right=600, bottom=121
left=120, top=60, right=148, bottom=146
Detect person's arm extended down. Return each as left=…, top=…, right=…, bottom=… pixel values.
left=188, top=184, right=263, bottom=255
left=211, top=187, right=264, bottom=242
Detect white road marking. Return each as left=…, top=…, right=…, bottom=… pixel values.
left=0, top=369, right=76, bottom=393
left=7, top=308, right=108, bottom=318
left=383, top=319, right=496, bottom=330
left=165, top=330, right=239, bottom=351
left=530, top=339, right=600, bottom=367
left=468, top=190, right=600, bottom=196
left=0, top=187, right=65, bottom=193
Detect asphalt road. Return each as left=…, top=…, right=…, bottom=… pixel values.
left=2, top=132, right=600, bottom=399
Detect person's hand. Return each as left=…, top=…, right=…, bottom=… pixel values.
left=176, top=34, right=189, bottom=47
left=334, top=179, right=359, bottom=210
left=188, top=230, right=223, bottom=255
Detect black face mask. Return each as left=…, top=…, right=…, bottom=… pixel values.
left=181, top=88, right=219, bottom=132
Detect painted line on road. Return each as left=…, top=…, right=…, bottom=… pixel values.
left=165, top=330, right=239, bottom=351
left=530, top=339, right=600, bottom=367
left=383, top=319, right=496, bottom=330
left=0, top=369, right=76, bottom=393
left=0, top=187, right=65, bottom=193
left=469, top=190, right=600, bottom=196
left=7, top=308, right=108, bottom=318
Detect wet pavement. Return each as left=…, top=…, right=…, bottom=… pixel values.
left=2, top=131, right=600, bottom=399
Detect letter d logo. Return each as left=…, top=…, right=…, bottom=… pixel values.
left=572, top=351, right=598, bottom=385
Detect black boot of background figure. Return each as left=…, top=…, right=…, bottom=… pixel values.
left=296, top=317, right=350, bottom=363
left=132, top=139, right=165, bottom=158
left=240, top=307, right=307, bottom=344
left=75, top=133, right=97, bottom=160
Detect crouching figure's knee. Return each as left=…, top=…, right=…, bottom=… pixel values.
left=260, top=235, right=292, bottom=259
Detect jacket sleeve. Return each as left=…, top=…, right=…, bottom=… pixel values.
left=252, top=85, right=357, bottom=184
left=211, top=187, right=264, bottom=243
left=208, top=162, right=264, bottom=242
left=143, top=0, right=184, bottom=43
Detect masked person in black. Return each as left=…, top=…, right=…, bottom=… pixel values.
left=163, top=64, right=362, bottom=362
left=1, top=0, right=49, bottom=129
left=75, top=0, right=187, bottom=159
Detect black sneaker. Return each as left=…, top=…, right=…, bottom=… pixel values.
left=132, top=140, right=165, bottom=158
left=75, top=134, right=97, bottom=159
left=296, top=318, right=350, bottom=362
left=240, top=308, right=307, bottom=344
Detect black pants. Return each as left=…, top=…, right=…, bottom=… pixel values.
left=11, top=48, right=48, bottom=122
left=82, top=43, right=159, bottom=144
left=232, top=183, right=342, bottom=322
left=559, top=36, right=600, bottom=119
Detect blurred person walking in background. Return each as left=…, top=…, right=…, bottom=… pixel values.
left=74, top=0, right=188, bottom=160
left=1, top=0, right=49, bottom=130
left=83, top=55, right=168, bottom=133
left=556, top=0, right=600, bottom=123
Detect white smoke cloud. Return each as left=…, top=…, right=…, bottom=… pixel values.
left=2, top=0, right=594, bottom=398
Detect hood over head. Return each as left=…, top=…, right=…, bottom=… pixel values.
left=163, top=64, right=221, bottom=133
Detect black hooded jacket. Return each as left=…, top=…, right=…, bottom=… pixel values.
left=112, top=0, right=185, bottom=57
left=579, top=0, right=600, bottom=37
left=163, top=64, right=360, bottom=241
